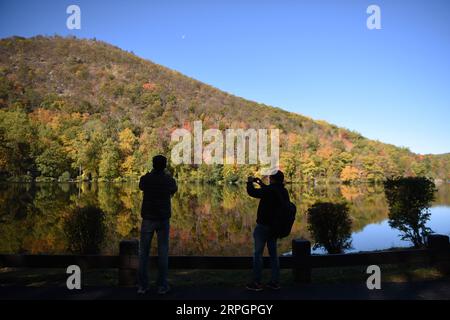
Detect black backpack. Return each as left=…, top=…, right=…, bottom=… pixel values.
left=272, top=188, right=297, bottom=239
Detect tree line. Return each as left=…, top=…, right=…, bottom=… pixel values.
left=1, top=106, right=450, bottom=184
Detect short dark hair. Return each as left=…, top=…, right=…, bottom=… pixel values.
left=271, top=170, right=284, bottom=183
left=152, top=155, right=167, bottom=171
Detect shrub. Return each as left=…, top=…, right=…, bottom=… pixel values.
left=307, top=202, right=353, bottom=254
left=384, top=177, right=436, bottom=248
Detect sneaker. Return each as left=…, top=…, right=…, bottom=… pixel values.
left=246, top=282, right=263, bottom=292
left=137, top=287, right=149, bottom=295
left=157, top=285, right=171, bottom=295
left=266, top=281, right=281, bottom=290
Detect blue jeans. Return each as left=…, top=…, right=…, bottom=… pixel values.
left=138, top=219, right=170, bottom=289
left=253, top=224, right=280, bottom=283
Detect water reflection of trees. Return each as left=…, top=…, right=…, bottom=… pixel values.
left=170, top=184, right=256, bottom=255
left=0, top=182, right=448, bottom=255
left=0, top=183, right=69, bottom=253
left=435, top=183, right=450, bottom=206
left=63, top=206, right=106, bottom=254
left=0, top=183, right=37, bottom=220
left=342, top=184, right=389, bottom=231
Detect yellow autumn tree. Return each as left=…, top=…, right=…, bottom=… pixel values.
left=340, top=165, right=362, bottom=183
left=118, top=128, right=136, bottom=156
left=118, top=128, right=137, bottom=177
left=121, top=155, right=135, bottom=177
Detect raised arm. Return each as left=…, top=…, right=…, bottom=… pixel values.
left=247, top=181, right=265, bottom=198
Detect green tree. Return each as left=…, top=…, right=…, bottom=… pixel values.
left=99, top=138, right=121, bottom=180
left=384, top=177, right=436, bottom=248
left=307, top=202, right=353, bottom=254
left=0, top=108, right=36, bottom=177
left=36, top=143, right=70, bottom=178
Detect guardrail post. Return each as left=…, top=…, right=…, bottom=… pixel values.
left=292, top=239, right=311, bottom=283
left=119, top=239, right=139, bottom=287
left=427, top=234, right=450, bottom=275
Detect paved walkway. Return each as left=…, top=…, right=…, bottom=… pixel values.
left=1, top=280, right=450, bottom=300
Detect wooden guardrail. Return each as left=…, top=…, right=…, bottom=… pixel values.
left=0, top=234, right=449, bottom=286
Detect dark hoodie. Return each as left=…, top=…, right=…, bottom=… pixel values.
left=139, top=169, right=178, bottom=220
left=246, top=181, right=289, bottom=226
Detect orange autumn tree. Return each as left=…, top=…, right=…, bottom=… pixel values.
left=340, top=165, right=363, bottom=183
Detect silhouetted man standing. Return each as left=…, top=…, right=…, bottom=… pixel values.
left=138, top=155, right=177, bottom=295
left=246, top=170, right=288, bottom=291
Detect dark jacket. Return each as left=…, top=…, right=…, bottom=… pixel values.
left=246, top=181, right=289, bottom=226
left=139, top=170, right=178, bottom=220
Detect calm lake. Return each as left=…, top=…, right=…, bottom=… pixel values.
left=0, top=182, right=449, bottom=256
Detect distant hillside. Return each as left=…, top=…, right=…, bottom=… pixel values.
left=0, top=36, right=449, bottom=183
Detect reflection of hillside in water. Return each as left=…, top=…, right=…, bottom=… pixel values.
left=435, top=183, right=450, bottom=206
left=0, top=182, right=448, bottom=256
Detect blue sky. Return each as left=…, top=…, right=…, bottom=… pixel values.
left=1, top=0, right=449, bottom=154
